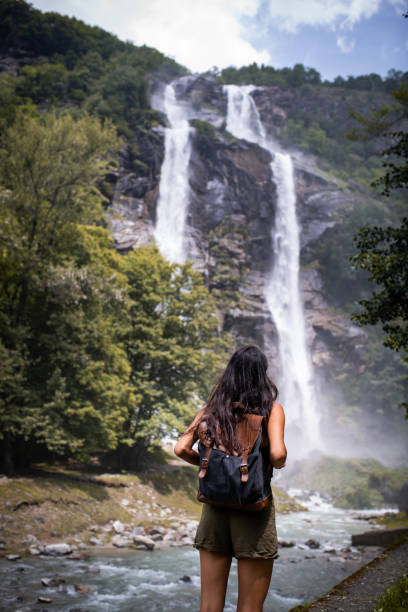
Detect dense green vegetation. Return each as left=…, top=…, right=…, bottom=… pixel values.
left=0, top=110, right=228, bottom=473
left=289, top=455, right=408, bottom=508
left=0, top=2, right=228, bottom=474
left=375, top=573, right=408, bottom=611
left=350, top=78, right=408, bottom=415
left=0, top=0, right=186, bottom=140
left=0, top=0, right=406, bottom=474
left=219, top=62, right=405, bottom=93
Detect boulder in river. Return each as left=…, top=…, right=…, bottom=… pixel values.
left=6, top=554, right=21, bottom=561
left=305, top=539, right=321, bottom=549
left=44, top=543, right=72, bottom=555
left=180, top=575, right=192, bottom=582
left=278, top=540, right=295, bottom=548
left=133, top=535, right=155, bottom=550
left=75, top=584, right=93, bottom=593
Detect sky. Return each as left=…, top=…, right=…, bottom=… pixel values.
left=29, top=0, right=407, bottom=80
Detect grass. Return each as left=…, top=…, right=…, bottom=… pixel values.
left=0, top=456, right=305, bottom=555
left=375, top=512, right=408, bottom=530
left=374, top=574, right=408, bottom=611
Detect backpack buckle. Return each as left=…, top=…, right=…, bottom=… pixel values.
left=240, top=464, right=248, bottom=475
left=202, top=458, right=209, bottom=468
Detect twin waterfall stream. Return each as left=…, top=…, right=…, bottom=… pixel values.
left=155, top=81, right=320, bottom=453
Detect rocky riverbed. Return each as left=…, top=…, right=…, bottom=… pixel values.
left=0, top=495, right=398, bottom=612
left=0, top=465, right=304, bottom=559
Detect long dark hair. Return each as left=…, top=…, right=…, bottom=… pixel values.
left=200, top=345, right=278, bottom=453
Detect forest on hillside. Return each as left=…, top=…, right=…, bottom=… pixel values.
left=0, top=0, right=406, bottom=473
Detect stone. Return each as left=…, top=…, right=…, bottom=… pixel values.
left=133, top=535, right=155, bottom=550
left=111, top=535, right=132, bottom=548
left=89, top=525, right=99, bottom=532
left=38, top=597, right=52, bottom=603
left=305, top=539, right=320, bottom=549
left=162, top=532, right=176, bottom=543
left=6, top=554, right=21, bottom=561
left=351, top=528, right=408, bottom=548
left=89, top=537, right=103, bottom=546
left=151, top=533, right=163, bottom=541
left=29, top=547, right=40, bottom=555
left=22, top=534, right=40, bottom=547
left=149, top=527, right=165, bottom=536
left=44, top=543, right=72, bottom=555
left=180, top=575, right=192, bottom=582
left=112, top=520, right=125, bottom=534
left=131, top=526, right=146, bottom=536
left=278, top=540, right=295, bottom=548
left=75, top=584, right=93, bottom=594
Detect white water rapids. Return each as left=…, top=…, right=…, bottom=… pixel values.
left=0, top=499, right=388, bottom=611
left=154, top=83, right=192, bottom=264
left=224, top=85, right=320, bottom=451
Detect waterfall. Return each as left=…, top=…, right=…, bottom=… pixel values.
left=265, top=153, right=319, bottom=447
left=224, top=84, right=320, bottom=450
left=154, top=83, right=192, bottom=264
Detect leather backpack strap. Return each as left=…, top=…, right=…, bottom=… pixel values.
left=197, top=420, right=213, bottom=479
left=198, top=446, right=212, bottom=479
left=237, top=414, right=263, bottom=483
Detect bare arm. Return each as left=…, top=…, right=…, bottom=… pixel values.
left=267, top=402, right=287, bottom=468
left=174, top=408, right=205, bottom=466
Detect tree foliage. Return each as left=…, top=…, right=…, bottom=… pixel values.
left=0, top=109, right=228, bottom=472
left=352, top=220, right=408, bottom=352
left=350, top=54, right=408, bottom=414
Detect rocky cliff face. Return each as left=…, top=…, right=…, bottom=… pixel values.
left=109, top=76, right=365, bottom=390
left=107, top=75, right=408, bottom=461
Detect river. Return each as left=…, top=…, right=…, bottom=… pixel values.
left=0, top=495, right=392, bottom=611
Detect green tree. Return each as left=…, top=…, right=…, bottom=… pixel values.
left=116, top=246, right=230, bottom=467
left=350, top=76, right=408, bottom=414
left=0, top=110, right=123, bottom=470
left=0, top=110, right=121, bottom=326
left=352, top=219, right=408, bottom=352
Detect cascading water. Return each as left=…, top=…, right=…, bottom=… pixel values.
left=224, top=84, right=320, bottom=451
left=265, top=153, right=319, bottom=448
left=154, top=83, right=192, bottom=264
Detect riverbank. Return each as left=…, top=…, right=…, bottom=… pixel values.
left=290, top=533, right=408, bottom=611
left=0, top=459, right=305, bottom=558
left=0, top=504, right=396, bottom=611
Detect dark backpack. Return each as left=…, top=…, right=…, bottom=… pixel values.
left=197, top=408, right=273, bottom=511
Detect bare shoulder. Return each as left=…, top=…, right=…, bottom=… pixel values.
left=268, top=402, right=285, bottom=420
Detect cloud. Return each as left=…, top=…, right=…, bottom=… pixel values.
left=127, top=0, right=270, bottom=72
left=263, top=0, right=383, bottom=32
left=31, top=0, right=270, bottom=72
left=336, top=35, right=355, bottom=53
left=30, top=0, right=403, bottom=73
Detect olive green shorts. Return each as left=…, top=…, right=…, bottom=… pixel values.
left=194, top=501, right=279, bottom=559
